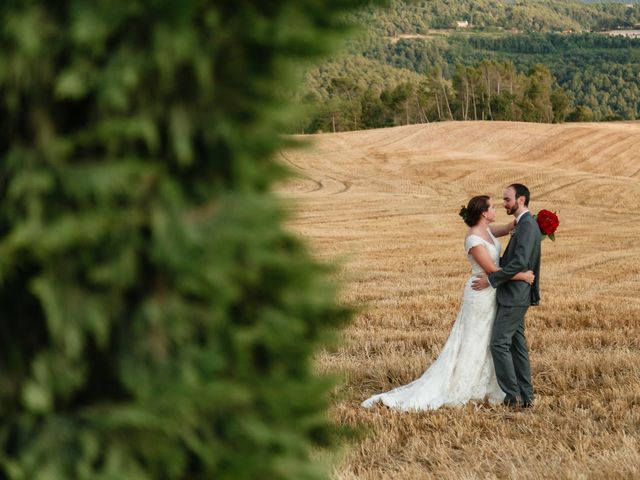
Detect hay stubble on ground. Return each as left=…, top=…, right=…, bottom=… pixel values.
left=278, top=121, right=640, bottom=479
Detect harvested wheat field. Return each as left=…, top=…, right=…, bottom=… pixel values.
left=277, top=121, right=640, bottom=479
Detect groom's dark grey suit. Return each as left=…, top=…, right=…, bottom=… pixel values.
left=488, top=211, right=541, bottom=405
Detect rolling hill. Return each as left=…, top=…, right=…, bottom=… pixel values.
left=278, top=121, right=640, bottom=479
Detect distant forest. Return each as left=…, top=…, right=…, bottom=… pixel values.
left=356, top=0, right=640, bottom=34
left=297, top=0, right=640, bottom=132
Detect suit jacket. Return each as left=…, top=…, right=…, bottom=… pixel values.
left=488, top=211, right=541, bottom=307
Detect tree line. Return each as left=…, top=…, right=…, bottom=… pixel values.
left=326, top=31, right=640, bottom=122
left=299, top=61, right=571, bottom=133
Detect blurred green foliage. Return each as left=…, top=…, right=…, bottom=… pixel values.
left=0, top=1, right=379, bottom=478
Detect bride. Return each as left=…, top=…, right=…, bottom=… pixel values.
left=361, top=195, right=535, bottom=411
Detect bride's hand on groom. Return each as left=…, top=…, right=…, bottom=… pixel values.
left=522, top=270, right=535, bottom=285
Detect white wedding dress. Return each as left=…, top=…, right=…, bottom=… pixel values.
left=362, top=229, right=506, bottom=411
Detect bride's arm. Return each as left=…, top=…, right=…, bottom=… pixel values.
left=469, top=246, right=534, bottom=283
left=489, top=220, right=516, bottom=238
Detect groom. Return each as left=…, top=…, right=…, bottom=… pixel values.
left=472, top=183, right=541, bottom=408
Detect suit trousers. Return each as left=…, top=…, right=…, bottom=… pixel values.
left=490, top=305, right=534, bottom=403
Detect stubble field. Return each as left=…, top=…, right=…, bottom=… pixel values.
left=278, top=121, right=640, bottom=479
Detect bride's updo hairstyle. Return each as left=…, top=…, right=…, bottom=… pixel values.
left=459, top=195, right=490, bottom=227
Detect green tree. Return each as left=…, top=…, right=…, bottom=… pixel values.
left=568, top=105, right=595, bottom=121
left=551, top=87, right=572, bottom=123
left=0, top=1, right=380, bottom=478
left=329, top=76, right=364, bottom=130
left=453, top=64, right=472, bottom=120
left=521, top=64, right=554, bottom=122
left=361, top=88, right=387, bottom=128
left=492, top=91, right=518, bottom=121
left=383, top=82, right=416, bottom=125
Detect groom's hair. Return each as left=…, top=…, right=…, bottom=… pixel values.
left=509, top=183, right=530, bottom=207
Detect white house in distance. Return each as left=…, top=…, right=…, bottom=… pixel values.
left=455, top=20, right=469, bottom=28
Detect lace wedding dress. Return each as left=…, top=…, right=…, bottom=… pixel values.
left=362, top=229, right=506, bottom=411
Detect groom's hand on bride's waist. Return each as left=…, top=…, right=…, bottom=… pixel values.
left=471, top=275, right=490, bottom=291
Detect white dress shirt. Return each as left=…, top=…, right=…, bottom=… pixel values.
left=515, top=209, right=530, bottom=224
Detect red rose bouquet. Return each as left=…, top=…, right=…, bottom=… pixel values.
left=534, top=209, right=559, bottom=241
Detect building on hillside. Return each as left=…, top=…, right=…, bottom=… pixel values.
left=455, top=20, right=469, bottom=28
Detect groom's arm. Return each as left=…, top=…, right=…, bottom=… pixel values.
left=488, top=220, right=537, bottom=288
